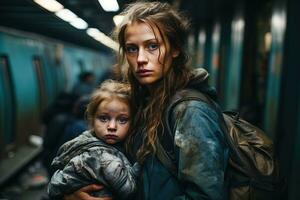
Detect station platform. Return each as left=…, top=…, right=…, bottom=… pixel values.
left=0, top=158, right=49, bottom=200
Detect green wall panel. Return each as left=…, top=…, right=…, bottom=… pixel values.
left=263, top=7, right=286, bottom=138
left=223, top=13, right=245, bottom=110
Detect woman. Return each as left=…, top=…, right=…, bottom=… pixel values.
left=65, top=1, right=229, bottom=200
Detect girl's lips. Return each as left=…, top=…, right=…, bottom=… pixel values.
left=104, top=134, right=118, bottom=140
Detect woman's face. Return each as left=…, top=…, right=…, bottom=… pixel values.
left=93, top=98, right=130, bottom=145
left=124, top=21, right=178, bottom=87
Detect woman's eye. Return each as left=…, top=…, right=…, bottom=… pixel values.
left=147, top=43, right=159, bottom=51
left=125, top=45, right=137, bottom=53
left=97, top=115, right=110, bottom=122
left=118, top=117, right=129, bottom=124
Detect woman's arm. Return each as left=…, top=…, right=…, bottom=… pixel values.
left=64, top=184, right=112, bottom=200
left=173, top=100, right=229, bottom=200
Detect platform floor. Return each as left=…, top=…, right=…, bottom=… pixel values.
left=0, top=159, right=49, bottom=200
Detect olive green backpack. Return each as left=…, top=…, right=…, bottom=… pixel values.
left=157, top=89, right=284, bottom=200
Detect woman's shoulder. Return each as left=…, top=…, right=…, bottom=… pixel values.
left=173, top=101, right=218, bottom=126
left=168, top=89, right=221, bottom=124
left=171, top=94, right=216, bottom=114
left=175, top=98, right=211, bottom=108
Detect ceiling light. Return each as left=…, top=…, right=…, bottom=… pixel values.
left=95, top=36, right=119, bottom=50
left=86, top=28, right=118, bottom=50
left=113, top=15, right=124, bottom=26
left=55, top=9, right=77, bottom=22
left=87, top=28, right=100, bottom=37
left=33, top=0, right=63, bottom=12
left=98, top=0, right=119, bottom=12
left=70, top=18, right=88, bottom=30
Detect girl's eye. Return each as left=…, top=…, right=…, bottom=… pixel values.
left=118, top=116, right=129, bottom=124
left=147, top=43, right=159, bottom=51
left=97, top=115, right=110, bottom=122
left=125, top=45, right=138, bottom=53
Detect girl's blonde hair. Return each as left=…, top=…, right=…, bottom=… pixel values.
left=114, top=1, right=192, bottom=162
left=86, top=79, right=131, bottom=127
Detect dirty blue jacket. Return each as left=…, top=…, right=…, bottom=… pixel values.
left=48, top=130, right=139, bottom=199
left=135, top=68, right=229, bottom=200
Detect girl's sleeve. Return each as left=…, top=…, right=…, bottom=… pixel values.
left=75, top=149, right=138, bottom=198
left=48, top=149, right=138, bottom=199
left=172, top=100, right=229, bottom=200
left=47, top=155, right=95, bottom=198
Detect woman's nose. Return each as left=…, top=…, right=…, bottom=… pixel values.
left=137, top=49, right=147, bottom=64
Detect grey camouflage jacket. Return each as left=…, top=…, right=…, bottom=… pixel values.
left=47, top=130, right=139, bottom=199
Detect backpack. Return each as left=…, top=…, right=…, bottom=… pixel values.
left=156, top=89, right=283, bottom=200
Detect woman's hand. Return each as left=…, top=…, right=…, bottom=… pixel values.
left=64, top=184, right=113, bottom=200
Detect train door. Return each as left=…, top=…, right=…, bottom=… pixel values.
left=32, top=56, right=47, bottom=118
left=77, top=59, right=85, bottom=72
left=62, top=48, right=87, bottom=92
left=52, top=44, right=67, bottom=94
left=43, top=44, right=62, bottom=101
left=0, top=55, right=15, bottom=158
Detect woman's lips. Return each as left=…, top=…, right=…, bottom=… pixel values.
left=136, top=69, right=152, bottom=77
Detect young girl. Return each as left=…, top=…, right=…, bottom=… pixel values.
left=48, top=79, right=139, bottom=200
left=66, top=1, right=229, bottom=200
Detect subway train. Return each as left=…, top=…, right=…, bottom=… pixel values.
left=0, top=27, right=115, bottom=184
left=0, top=0, right=300, bottom=199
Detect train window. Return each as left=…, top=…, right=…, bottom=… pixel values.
left=32, top=56, right=47, bottom=116
left=0, top=55, right=16, bottom=156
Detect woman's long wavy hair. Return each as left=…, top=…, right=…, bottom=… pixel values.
left=113, top=1, right=193, bottom=163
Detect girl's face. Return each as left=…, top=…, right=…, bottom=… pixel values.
left=93, top=98, right=130, bottom=145
left=124, top=22, right=178, bottom=88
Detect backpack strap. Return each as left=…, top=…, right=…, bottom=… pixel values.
left=155, top=139, right=177, bottom=177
